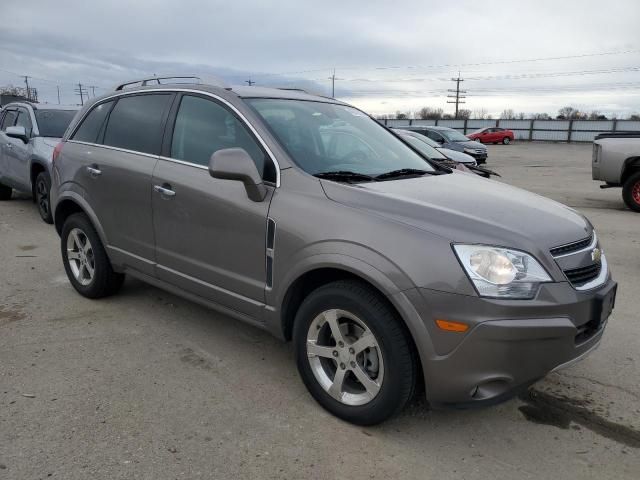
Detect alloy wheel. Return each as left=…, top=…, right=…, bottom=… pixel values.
left=306, top=309, right=384, bottom=406
left=66, top=228, right=95, bottom=286
left=36, top=178, right=49, bottom=217
left=633, top=180, right=640, bottom=206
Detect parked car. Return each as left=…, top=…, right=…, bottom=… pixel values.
left=392, top=128, right=476, bottom=165
left=394, top=129, right=499, bottom=178
left=468, top=127, right=514, bottom=145
left=0, top=102, right=78, bottom=222
left=397, top=125, right=488, bottom=163
left=592, top=132, right=640, bottom=212
left=51, top=77, right=615, bottom=425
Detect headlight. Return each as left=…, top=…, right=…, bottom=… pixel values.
left=463, top=148, right=475, bottom=154
left=453, top=245, right=552, bottom=299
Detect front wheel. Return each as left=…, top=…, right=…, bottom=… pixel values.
left=35, top=171, right=53, bottom=224
left=61, top=213, right=125, bottom=298
left=475, top=138, right=482, bottom=142
left=293, top=280, right=417, bottom=425
left=502, top=137, right=511, bottom=145
left=622, top=171, right=640, bottom=212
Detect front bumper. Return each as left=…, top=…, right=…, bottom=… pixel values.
left=465, top=151, right=487, bottom=163
left=405, top=279, right=616, bottom=407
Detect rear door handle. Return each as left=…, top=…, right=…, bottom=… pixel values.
left=86, top=166, right=102, bottom=177
left=154, top=184, right=176, bottom=197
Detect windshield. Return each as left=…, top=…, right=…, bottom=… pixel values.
left=471, top=128, right=487, bottom=134
left=35, top=109, right=77, bottom=137
left=400, top=134, right=447, bottom=160
left=440, top=129, right=471, bottom=142
left=247, top=99, right=434, bottom=176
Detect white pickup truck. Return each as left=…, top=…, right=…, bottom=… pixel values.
left=592, top=132, right=640, bottom=212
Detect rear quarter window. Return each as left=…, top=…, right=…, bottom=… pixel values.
left=103, top=94, right=173, bottom=155
left=72, top=101, right=115, bottom=143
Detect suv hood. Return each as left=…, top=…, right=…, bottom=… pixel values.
left=321, top=172, right=591, bottom=253
left=454, top=139, right=487, bottom=150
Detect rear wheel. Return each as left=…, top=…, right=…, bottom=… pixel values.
left=502, top=136, right=511, bottom=145
left=61, top=213, right=125, bottom=298
left=293, top=280, right=417, bottom=425
left=35, top=172, right=53, bottom=224
left=622, top=171, right=640, bottom=212
left=0, top=183, right=11, bottom=200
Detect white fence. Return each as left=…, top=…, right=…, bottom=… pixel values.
left=378, top=118, right=640, bottom=142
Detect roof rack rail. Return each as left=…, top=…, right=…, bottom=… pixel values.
left=113, top=74, right=227, bottom=91
left=276, top=87, right=308, bottom=93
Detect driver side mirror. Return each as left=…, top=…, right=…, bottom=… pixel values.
left=209, top=148, right=267, bottom=202
left=5, top=126, right=28, bottom=144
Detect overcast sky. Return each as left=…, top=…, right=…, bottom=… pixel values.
left=1, top=0, right=639, bottom=117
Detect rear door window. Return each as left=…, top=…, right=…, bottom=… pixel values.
left=103, top=94, right=173, bottom=155
left=72, top=101, right=115, bottom=143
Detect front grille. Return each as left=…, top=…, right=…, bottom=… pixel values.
left=563, top=262, right=601, bottom=287
left=550, top=235, right=592, bottom=257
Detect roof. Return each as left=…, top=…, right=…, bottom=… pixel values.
left=104, top=81, right=343, bottom=104
left=230, top=85, right=340, bottom=103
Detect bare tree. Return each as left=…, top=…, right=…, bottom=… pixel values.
left=457, top=109, right=471, bottom=120
left=442, top=113, right=454, bottom=119
left=417, top=107, right=443, bottom=120
left=557, top=106, right=584, bottom=120
left=473, top=108, right=489, bottom=119
left=517, top=112, right=526, bottom=120
left=532, top=113, right=551, bottom=120
left=500, top=109, right=516, bottom=120
left=395, top=111, right=409, bottom=120
left=630, top=114, right=640, bottom=121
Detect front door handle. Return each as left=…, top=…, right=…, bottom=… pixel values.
left=6, top=143, right=13, bottom=149
left=154, top=184, right=176, bottom=197
left=86, top=166, right=102, bottom=177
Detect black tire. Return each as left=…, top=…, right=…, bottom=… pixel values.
left=0, top=183, right=11, bottom=200
left=35, top=171, right=54, bottom=224
left=293, top=280, right=417, bottom=425
left=60, top=213, right=125, bottom=298
left=622, top=171, right=640, bottom=212
left=502, top=137, right=511, bottom=145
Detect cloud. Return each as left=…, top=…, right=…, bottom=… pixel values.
left=1, top=0, right=639, bottom=116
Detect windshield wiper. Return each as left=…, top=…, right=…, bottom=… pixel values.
left=375, top=168, right=442, bottom=180
left=313, top=171, right=378, bottom=183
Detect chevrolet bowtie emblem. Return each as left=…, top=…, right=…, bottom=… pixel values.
left=591, top=248, right=602, bottom=263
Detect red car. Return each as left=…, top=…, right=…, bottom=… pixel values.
left=468, top=127, right=514, bottom=145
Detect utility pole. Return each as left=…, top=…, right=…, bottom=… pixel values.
left=89, top=85, right=97, bottom=97
left=447, top=73, right=466, bottom=119
left=244, top=79, right=255, bottom=86
left=328, top=69, right=343, bottom=98
left=23, top=76, right=31, bottom=101
left=57, top=86, right=61, bottom=104
left=74, top=83, right=88, bottom=106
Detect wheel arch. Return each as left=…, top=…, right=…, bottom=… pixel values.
left=622, top=156, right=640, bottom=184
left=29, top=160, right=48, bottom=199
left=53, top=192, right=108, bottom=247
left=276, top=262, right=428, bottom=397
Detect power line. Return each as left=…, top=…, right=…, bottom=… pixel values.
left=74, top=83, right=88, bottom=106
left=447, top=74, right=466, bottom=118
left=328, top=69, right=344, bottom=98
left=250, top=48, right=640, bottom=78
